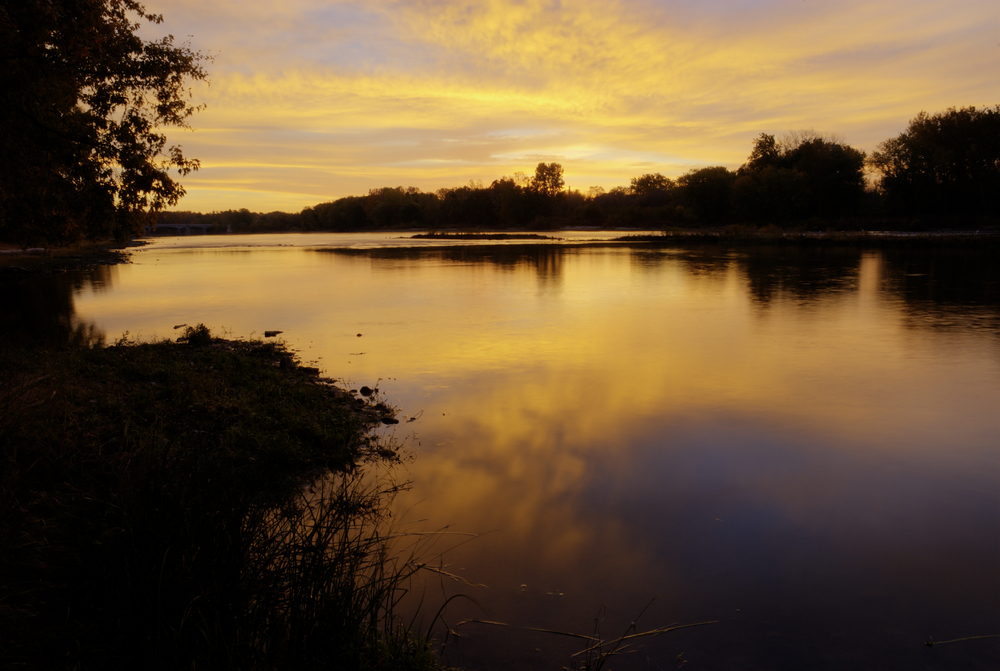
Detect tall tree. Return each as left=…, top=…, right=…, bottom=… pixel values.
left=868, top=106, right=1000, bottom=217
left=629, top=173, right=673, bottom=196
left=531, top=163, right=565, bottom=197
left=740, top=133, right=781, bottom=174
left=783, top=135, right=866, bottom=218
left=677, top=167, right=736, bottom=224
left=736, top=132, right=865, bottom=220
left=0, top=0, right=209, bottom=243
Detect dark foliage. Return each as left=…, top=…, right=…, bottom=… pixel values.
left=531, top=162, right=565, bottom=197
left=869, top=105, right=1000, bottom=218
left=153, top=105, right=996, bottom=235
left=0, top=0, right=208, bottom=244
left=735, top=132, right=866, bottom=221
left=678, top=166, right=737, bottom=224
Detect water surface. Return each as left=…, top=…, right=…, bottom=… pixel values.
left=13, top=233, right=999, bottom=669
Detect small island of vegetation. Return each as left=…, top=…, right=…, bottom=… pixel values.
left=411, top=232, right=560, bottom=240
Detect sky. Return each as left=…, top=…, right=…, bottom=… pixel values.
left=140, top=0, right=999, bottom=213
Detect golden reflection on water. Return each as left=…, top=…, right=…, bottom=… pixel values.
left=70, top=238, right=1000, bottom=669
left=72, top=243, right=1000, bottom=487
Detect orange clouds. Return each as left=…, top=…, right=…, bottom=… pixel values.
left=144, top=0, right=997, bottom=211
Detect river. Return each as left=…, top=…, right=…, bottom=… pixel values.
left=8, top=232, right=999, bottom=669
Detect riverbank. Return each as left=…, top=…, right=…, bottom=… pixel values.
left=3, top=227, right=996, bottom=276
left=0, top=328, right=442, bottom=670
left=610, top=227, right=1000, bottom=249
left=0, top=240, right=140, bottom=273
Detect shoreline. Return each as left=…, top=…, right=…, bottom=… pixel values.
left=0, top=329, right=441, bottom=669
left=2, top=227, right=997, bottom=276
left=0, top=239, right=144, bottom=273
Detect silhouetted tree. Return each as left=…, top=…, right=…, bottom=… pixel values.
left=741, top=133, right=781, bottom=173
left=365, top=187, right=406, bottom=227
left=628, top=172, right=675, bottom=210
left=0, top=0, right=209, bottom=243
left=258, top=211, right=298, bottom=231
left=783, top=134, right=866, bottom=217
left=629, top=173, right=674, bottom=195
left=677, top=167, right=736, bottom=224
left=531, top=163, right=565, bottom=197
left=220, top=209, right=254, bottom=232
left=868, top=105, right=1000, bottom=217
left=554, top=188, right=587, bottom=220
left=489, top=177, right=537, bottom=226
left=305, top=197, right=369, bottom=230
left=440, top=185, right=496, bottom=227
left=733, top=167, right=809, bottom=223
left=735, top=132, right=865, bottom=221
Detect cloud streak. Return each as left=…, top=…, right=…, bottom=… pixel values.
left=145, top=0, right=998, bottom=211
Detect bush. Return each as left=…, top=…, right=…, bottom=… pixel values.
left=183, top=323, right=213, bottom=347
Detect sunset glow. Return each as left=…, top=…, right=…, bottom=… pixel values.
left=143, top=0, right=998, bottom=212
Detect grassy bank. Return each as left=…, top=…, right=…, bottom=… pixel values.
left=0, top=327, right=442, bottom=670
left=0, top=240, right=138, bottom=273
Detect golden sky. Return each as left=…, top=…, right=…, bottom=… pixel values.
left=142, top=0, right=998, bottom=212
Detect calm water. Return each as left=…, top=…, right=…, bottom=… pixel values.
left=7, top=233, right=999, bottom=669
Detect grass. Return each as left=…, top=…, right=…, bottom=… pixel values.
left=0, top=326, right=445, bottom=670
left=454, top=599, right=717, bottom=671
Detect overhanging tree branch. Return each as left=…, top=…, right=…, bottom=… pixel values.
left=0, top=0, right=210, bottom=244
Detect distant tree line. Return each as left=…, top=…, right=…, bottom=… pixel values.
left=153, top=105, right=1000, bottom=235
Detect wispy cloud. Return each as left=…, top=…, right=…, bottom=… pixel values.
left=146, top=0, right=998, bottom=211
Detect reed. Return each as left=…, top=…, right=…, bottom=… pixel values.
left=455, top=599, right=717, bottom=671
left=0, top=327, right=446, bottom=669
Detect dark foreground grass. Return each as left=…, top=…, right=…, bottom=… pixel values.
left=0, top=328, right=443, bottom=670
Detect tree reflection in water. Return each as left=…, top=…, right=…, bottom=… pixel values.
left=0, top=267, right=110, bottom=348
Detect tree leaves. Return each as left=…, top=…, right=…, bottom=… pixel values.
left=0, top=0, right=209, bottom=244
left=869, top=106, right=1000, bottom=218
